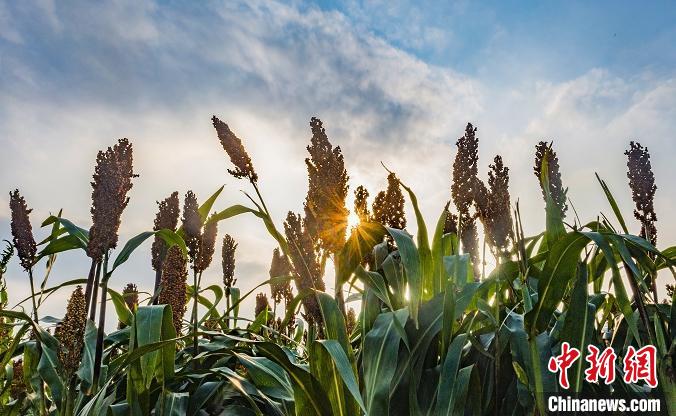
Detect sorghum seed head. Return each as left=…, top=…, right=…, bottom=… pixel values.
left=158, top=245, right=188, bottom=335
left=625, top=141, right=658, bottom=246
left=304, top=117, right=350, bottom=253
left=10, top=359, right=25, bottom=399
left=283, top=211, right=323, bottom=326
left=222, top=234, right=237, bottom=294
left=534, top=141, right=567, bottom=219
left=87, top=138, right=137, bottom=261
left=9, top=190, right=36, bottom=271
left=212, top=116, right=258, bottom=183
left=354, top=185, right=371, bottom=223
left=452, top=123, right=480, bottom=216
left=372, top=172, right=406, bottom=230
left=123, top=283, right=139, bottom=311
left=255, top=292, right=270, bottom=319
left=346, top=307, right=357, bottom=335
left=54, top=286, right=87, bottom=376
left=195, top=218, right=218, bottom=273
left=182, top=191, right=202, bottom=263
left=151, top=192, right=180, bottom=271
left=269, top=248, right=293, bottom=303
left=443, top=202, right=458, bottom=235
left=479, top=155, right=514, bottom=255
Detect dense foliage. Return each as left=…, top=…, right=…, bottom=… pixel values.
left=0, top=117, right=674, bottom=415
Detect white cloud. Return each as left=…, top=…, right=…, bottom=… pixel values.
left=0, top=0, right=674, bottom=326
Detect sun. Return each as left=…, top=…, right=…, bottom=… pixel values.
left=347, top=210, right=361, bottom=229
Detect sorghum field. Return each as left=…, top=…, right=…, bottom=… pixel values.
left=0, top=116, right=673, bottom=415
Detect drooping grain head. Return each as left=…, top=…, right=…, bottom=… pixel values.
left=269, top=247, right=293, bottom=303
left=304, top=117, right=350, bottom=254
left=87, top=138, right=137, bottom=261
left=372, top=172, right=406, bottom=230
left=222, top=234, right=237, bottom=295
left=54, top=286, right=87, bottom=376
left=354, top=185, right=371, bottom=223
left=625, top=141, right=658, bottom=246
left=151, top=192, right=180, bottom=271
left=283, top=211, right=323, bottom=326
left=534, top=141, right=567, bottom=219
left=195, top=218, right=218, bottom=273
left=158, top=245, right=188, bottom=335
left=9, top=190, right=36, bottom=271
left=182, top=191, right=202, bottom=264
left=211, top=116, right=258, bottom=183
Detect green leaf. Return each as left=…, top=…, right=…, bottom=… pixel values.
left=162, top=391, right=189, bottom=416
left=398, top=180, right=433, bottom=301
left=199, top=185, right=224, bottom=223
left=316, top=340, right=365, bottom=413
left=558, top=263, right=595, bottom=393
left=109, top=288, right=133, bottom=327
left=38, top=343, right=64, bottom=411
left=595, top=173, right=629, bottom=234
left=525, top=232, right=589, bottom=335
left=77, top=320, right=98, bottom=390
left=112, top=230, right=186, bottom=273
left=387, top=227, right=421, bottom=326
left=254, top=342, right=332, bottom=416
left=363, top=309, right=407, bottom=415
left=435, top=334, right=468, bottom=416
left=336, top=222, right=387, bottom=285
left=235, top=353, right=292, bottom=401
left=41, top=216, right=89, bottom=247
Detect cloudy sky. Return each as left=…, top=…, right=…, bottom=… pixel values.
left=1, top=0, right=674, bottom=327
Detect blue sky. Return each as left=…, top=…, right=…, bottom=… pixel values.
left=1, top=0, right=674, bottom=325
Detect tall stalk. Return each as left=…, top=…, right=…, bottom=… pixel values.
left=92, top=252, right=109, bottom=391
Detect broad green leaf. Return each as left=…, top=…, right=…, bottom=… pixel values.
left=387, top=227, right=421, bottom=326
left=199, top=185, right=224, bottom=222
left=435, top=334, right=468, bottom=416
left=525, top=232, right=589, bottom=335
left=108, top=288, right=133, bottom=327
left=364, top=309, right=407, bottom=415
left=162, top=391, right=189, bottom=416
left=398, top=180, right=433, bottom=301
left=336, top=222, right=387, bottom=285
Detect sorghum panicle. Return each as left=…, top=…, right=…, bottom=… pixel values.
left=222, top=234, right=237, bottom=296
left=269, top=248, right=293, bottom=303
left=123, top=283, right=139, bottom=311
left=354, top=185, right=371, bottom=223
left=211, top=116, right=258, bottom=183
left=10, top=359, right=25, bottom=399
left=481, top=155, right=514, bottom=255
left=87, top=138, right=137, bottom=261
left=255, top=292, right=270, bottom=318
left=346, top=307, right=357, bottom=335
left=182, top=191, right=202, bottom=263
left=9, top=190, right=36, bottom=271
left=283, top=212, right=324, bottom=326
left=625, top=141, right=658, bottom=246
left=304, top=117, right=350, bottom=253
left=195, top=219, right=218, bottom=273
left=372, top=172, right=406, bottom=230
left=443, top=203, right=458, bottom=235
left=54, top=286, right=87, bottom=376
left=534, top=141, right=567, bottom=219
left=158, top=245, right=188, bottom=335
left=151, top=192, right=180, bottom=271
left=451, top=124, right=482, bottom=273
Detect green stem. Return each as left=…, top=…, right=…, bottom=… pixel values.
left=192, top=270, right=201, bottom=359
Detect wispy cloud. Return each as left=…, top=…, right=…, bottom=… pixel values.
left=1, top=0, right=674, bottom=323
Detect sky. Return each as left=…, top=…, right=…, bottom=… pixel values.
left=1, top=0, right=674, bottom=328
